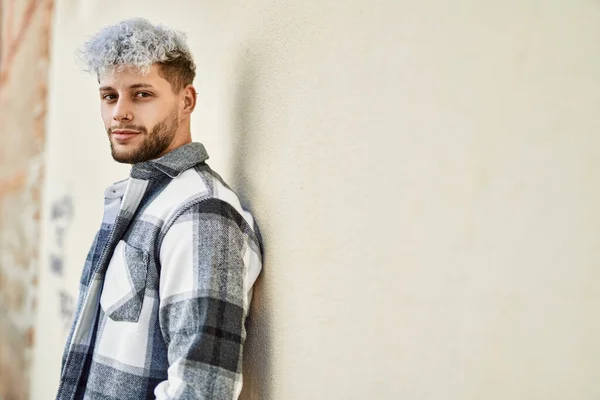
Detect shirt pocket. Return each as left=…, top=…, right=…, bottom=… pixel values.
left=100, top=240, right=149, bottom=322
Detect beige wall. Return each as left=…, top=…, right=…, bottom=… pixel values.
left=32, top=0, right=600, bottom=399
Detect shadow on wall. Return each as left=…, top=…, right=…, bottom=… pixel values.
left=232, top=45, right=273, bottom=400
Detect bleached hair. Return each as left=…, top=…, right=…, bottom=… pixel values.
left=77, top=18, right=196, bottom=91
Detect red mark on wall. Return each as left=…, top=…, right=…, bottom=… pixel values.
left=0, top=0, right=42, bottom=88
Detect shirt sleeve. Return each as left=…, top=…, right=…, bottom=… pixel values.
left=154, top=198, right=259, bottom=399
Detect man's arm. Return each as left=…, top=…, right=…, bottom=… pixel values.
left=154, top=198, right=257, bottom=399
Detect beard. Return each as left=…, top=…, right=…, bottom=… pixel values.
left=107, top=109, right=179, bottom=164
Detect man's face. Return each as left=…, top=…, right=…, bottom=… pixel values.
left=99, top=65, right=181, bottom=164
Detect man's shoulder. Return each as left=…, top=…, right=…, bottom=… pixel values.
left=177, top=163, right=254, bottom=226
left=170, top=162, right=236, bottom=207
left=143, top=163, right=254, bottom=230
left=128, top=163, right=261, bottom=256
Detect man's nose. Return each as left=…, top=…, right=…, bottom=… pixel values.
left=113, top=98, right=133, bottom=122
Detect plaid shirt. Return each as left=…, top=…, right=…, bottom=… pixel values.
left=56, top=143, right=263, bottom=400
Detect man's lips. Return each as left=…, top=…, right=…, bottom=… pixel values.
left=111, top=130, right=141, bottom=141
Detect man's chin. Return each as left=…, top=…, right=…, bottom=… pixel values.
left=111, top=152, right=138, bottom=164
left=110, top=143, right=142, bottom=164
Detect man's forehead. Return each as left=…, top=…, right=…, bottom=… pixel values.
left=98, top=65, right=165, bottom=87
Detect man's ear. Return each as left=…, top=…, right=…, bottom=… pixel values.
left=182, top=85, right=197, bottom=115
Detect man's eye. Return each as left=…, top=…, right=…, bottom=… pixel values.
left=135, top=92, right=152, bottom=98
left=103, top=94, right=117, bottom=101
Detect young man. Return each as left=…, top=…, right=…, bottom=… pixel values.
left=56, top=18, right=263, bottom=400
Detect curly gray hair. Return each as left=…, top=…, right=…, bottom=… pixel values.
left=77, top=18, right=196, bottom=91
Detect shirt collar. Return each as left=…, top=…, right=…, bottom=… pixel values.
left=130, top=142, right=209, bottom=179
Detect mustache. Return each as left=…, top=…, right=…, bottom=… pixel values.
left=107, top=125, right=147, bottom=134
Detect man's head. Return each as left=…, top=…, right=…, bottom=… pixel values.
left=78, top=18, right=197, bottom=164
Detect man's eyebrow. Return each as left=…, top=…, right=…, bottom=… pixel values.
left=99, top=83, right=155, bottom=91
left=129, top=83, right=155, bottom=89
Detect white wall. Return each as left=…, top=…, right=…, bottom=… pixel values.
left=32, top=1, right=600, bottom=399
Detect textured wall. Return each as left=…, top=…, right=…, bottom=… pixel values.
left=32, top=1, right=600, bottom=399
left=0, top=0, right=54, bottom=399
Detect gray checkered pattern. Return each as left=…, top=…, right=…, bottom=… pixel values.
left=56, top=143, right=263, bottom=400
